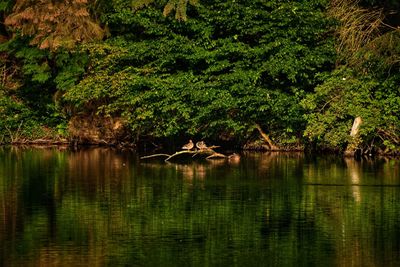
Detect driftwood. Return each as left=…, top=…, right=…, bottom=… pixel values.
left=9, top=138, right=70, bottom=145
left=139, top=153, right=171, bottom=160
left=140, top=146, right=229, bottom=162
left=206, top=152, right=226, bottom=159
left=165, top=150, right=202, bottom=161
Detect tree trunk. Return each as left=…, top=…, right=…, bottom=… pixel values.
left=344, top=117, right=362, bottom=157
left=255, top=124, right=279, bottom=150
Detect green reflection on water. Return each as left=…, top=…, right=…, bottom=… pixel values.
left=0, top=147, right=400, bottom=266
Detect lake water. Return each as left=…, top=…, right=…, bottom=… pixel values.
left=0, top=147, right=399, bottom=266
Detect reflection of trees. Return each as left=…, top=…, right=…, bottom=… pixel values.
left=303, top=157, right=400, bottom=267
left=0, top=148, right=400, bottom=266
left=345, top=157, right=361, bottom=202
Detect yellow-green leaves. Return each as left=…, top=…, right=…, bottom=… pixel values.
left=132, top=0, right=199, bottom=21
left=5, top=0, right=104, bottom=51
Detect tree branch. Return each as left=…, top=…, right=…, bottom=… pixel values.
left=254, top=124, right=279, bottom=150
left=140, top=153, right=171, bottom=160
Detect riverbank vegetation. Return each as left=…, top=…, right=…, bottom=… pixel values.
left=0, top=0, right=399, bottom=155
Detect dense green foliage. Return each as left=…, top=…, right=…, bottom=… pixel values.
left=0, top=0, right=399, bottom=153
left=302, top=68, right=400, bottom=151
left=302, top=0, right=400, bottom=153
left=65, top=0, right=335, bottom=144
left=0, top=38, right=86, bottom=142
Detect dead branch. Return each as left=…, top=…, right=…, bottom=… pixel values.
left=165, top=150, right=207, bottom=162
left=140, top=153, right=171, bottom=160
left=206, top=152, right=226, bottom=159
left=254, top=124, right=279, bottom=150
left=140, top=145, right=230, bottom=162
left=345, top=116, right=363, bottom=157
left=378, top=128, right=399, bottom=144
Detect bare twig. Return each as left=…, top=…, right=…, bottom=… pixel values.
left=378, top=128, right=399, bottom=144
left=4, top=125, right=14, bottom=142
left=319, top=94, right=341, bottom=112
left=13, top=121, right=23, bottom=143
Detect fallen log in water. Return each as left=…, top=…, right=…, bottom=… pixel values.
left=140, top=148, right=229, bottom=162
left=139, top=153, right=171, bottom=160
left=164, top=150, right=202, bottom=161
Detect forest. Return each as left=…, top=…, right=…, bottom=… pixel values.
left=0, top=0, right=399, bottom=155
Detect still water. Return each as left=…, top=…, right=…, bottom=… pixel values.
left=0, top=147, right=400, bottom=266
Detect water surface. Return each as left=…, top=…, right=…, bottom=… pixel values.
left=0, top=147, right=399, bottom=266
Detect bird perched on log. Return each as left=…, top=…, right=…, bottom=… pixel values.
left=182, top=140, right=194, bottom=150
left=196, top=141, right=208, bottom=150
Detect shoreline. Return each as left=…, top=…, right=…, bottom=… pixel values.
left=1, top=140, right=399, bottom=158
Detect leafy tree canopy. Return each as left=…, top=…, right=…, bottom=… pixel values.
left=64, top=0, right=335, bottom=144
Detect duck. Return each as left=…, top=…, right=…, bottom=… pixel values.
left=228, top=153, right=241, bottom=163
left=228, top=153, right=240, bottom=160
left=182, top=140, right=194, bottom=150
left=196, top=141, right=208, bottom=150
